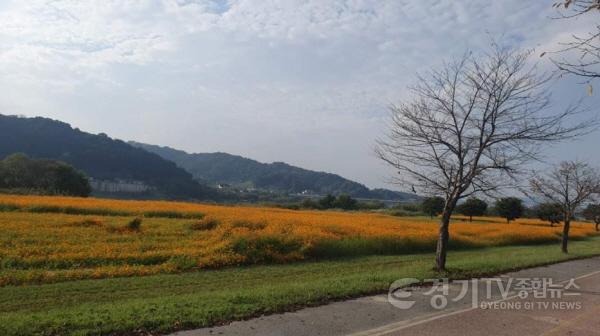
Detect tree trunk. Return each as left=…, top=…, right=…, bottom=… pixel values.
left=435, top=208, right=453, bottom=272
left=562, top=219, right=571, bottom=254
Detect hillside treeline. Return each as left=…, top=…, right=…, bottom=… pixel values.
left=0, top=154, right=91, bottom=196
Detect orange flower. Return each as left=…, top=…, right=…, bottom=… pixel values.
left=0, top=194, right=596, bottom=285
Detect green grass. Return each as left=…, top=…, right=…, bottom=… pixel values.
left=142, top=210, right=205, bottom=220
left=0, top=203, right=204, bottom=220
left=2, top=236, right=600, bottom=336
left=24, top=205, right=132, bottom=217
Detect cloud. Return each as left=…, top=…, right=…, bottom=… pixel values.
left=0, top=0, right=598, bottom=189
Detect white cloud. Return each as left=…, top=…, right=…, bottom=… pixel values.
left=0, top=0, right=598, bottom=189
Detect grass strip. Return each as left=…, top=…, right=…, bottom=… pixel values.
left=0, top=202, right=204, bottom=219
left=1, top=236, right=600, bottom=336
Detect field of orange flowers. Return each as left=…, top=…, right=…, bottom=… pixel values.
left=0, top=194, right=597, bottom=286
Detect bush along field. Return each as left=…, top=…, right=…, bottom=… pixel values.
left=0, top=194, right=598, bottom=286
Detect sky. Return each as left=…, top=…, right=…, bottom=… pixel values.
left=0, top=0, right=598, bottom=191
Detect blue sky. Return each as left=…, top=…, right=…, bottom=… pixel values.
left=0, top=0, right=598, bottom=190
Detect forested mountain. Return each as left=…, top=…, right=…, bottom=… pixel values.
left=0, top=114, right=414, bottom=202
left=131, top=142, right=416, bottom=201
left=0, top=115, right=218, bottom=200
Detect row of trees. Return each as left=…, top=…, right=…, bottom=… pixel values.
left=376, top=2, right=600, bottom=270
left=295, top=194, right=391, bottom=211
left=0, top=154, right=91, bottom=197
left=529, top=161, right=600, bottom=252
left=421, top=196, right=521, bottom=223
left=421, top=195, right=600, bottom=231
left=301, top=194, right=360, bottom=210
left=535, top=202, right=600, bottom=231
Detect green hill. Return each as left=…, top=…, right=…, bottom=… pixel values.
left=131, top=142, right=416, bottom=201
left=0, top=115, right=218, bottom=200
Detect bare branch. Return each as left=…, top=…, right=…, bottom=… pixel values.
left=375, top=43, right=598, bottom=270
left=376, top=45, right=597, bottom=200
left=551, top=0, right=600, bottom=79
left=529, top=160, right=600, bottom=252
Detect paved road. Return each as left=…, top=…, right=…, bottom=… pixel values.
left=172, top=257, right=600, bottom=336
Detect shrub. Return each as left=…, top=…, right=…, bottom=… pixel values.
left=421, top=197, right=445, bottom=218
left=535, top=203, right=563, bottom=227
left=167, top=256, right=197, bottom=271
left=231, top=236, right=303, bottom=263
left=231, top=220, right=267, bottom=230
left=582, top=204, right=600, bottom=231
left=0, top=257, right=23, bottom=270
left=332, top=194, right=358, bottom=210
left=301, top=199, right=320, bottom=209
left=143, top=210, right=205, bottom=219
left=399, top=202, right=421, bottom=213
left=318, top=194, right=336, bottom=209
left=357, top=200, right=386, bottom=210
left=456, top=198, right=488, bottom=221
left=189, top=217, right=219, bottom=231
left=389, top=209, right=419, bottom=217
left=127, top=218, right=142, bottom=231
left=271, top=203, right=301, bottom=210
left=0, top=203, right=20, bottom=212
left=388, top=202, right=423, bottom=217
left=495, top=197, right=525, bottom=223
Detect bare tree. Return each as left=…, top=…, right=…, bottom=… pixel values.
left=551, top=1, right=600, bottom=80
left=529, top=161, right=600, bottom=253
left=582, top=203, right=600, bottom=230
left=376, top=44, right=595, bottom=271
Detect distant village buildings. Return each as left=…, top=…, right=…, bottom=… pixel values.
left=89, top=178, right=154, bottom=193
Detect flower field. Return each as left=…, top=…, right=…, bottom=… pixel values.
left=0, top=194, right=597, bottom=286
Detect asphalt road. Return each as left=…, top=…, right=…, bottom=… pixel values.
left=172, top=257, right=600, bottom=336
